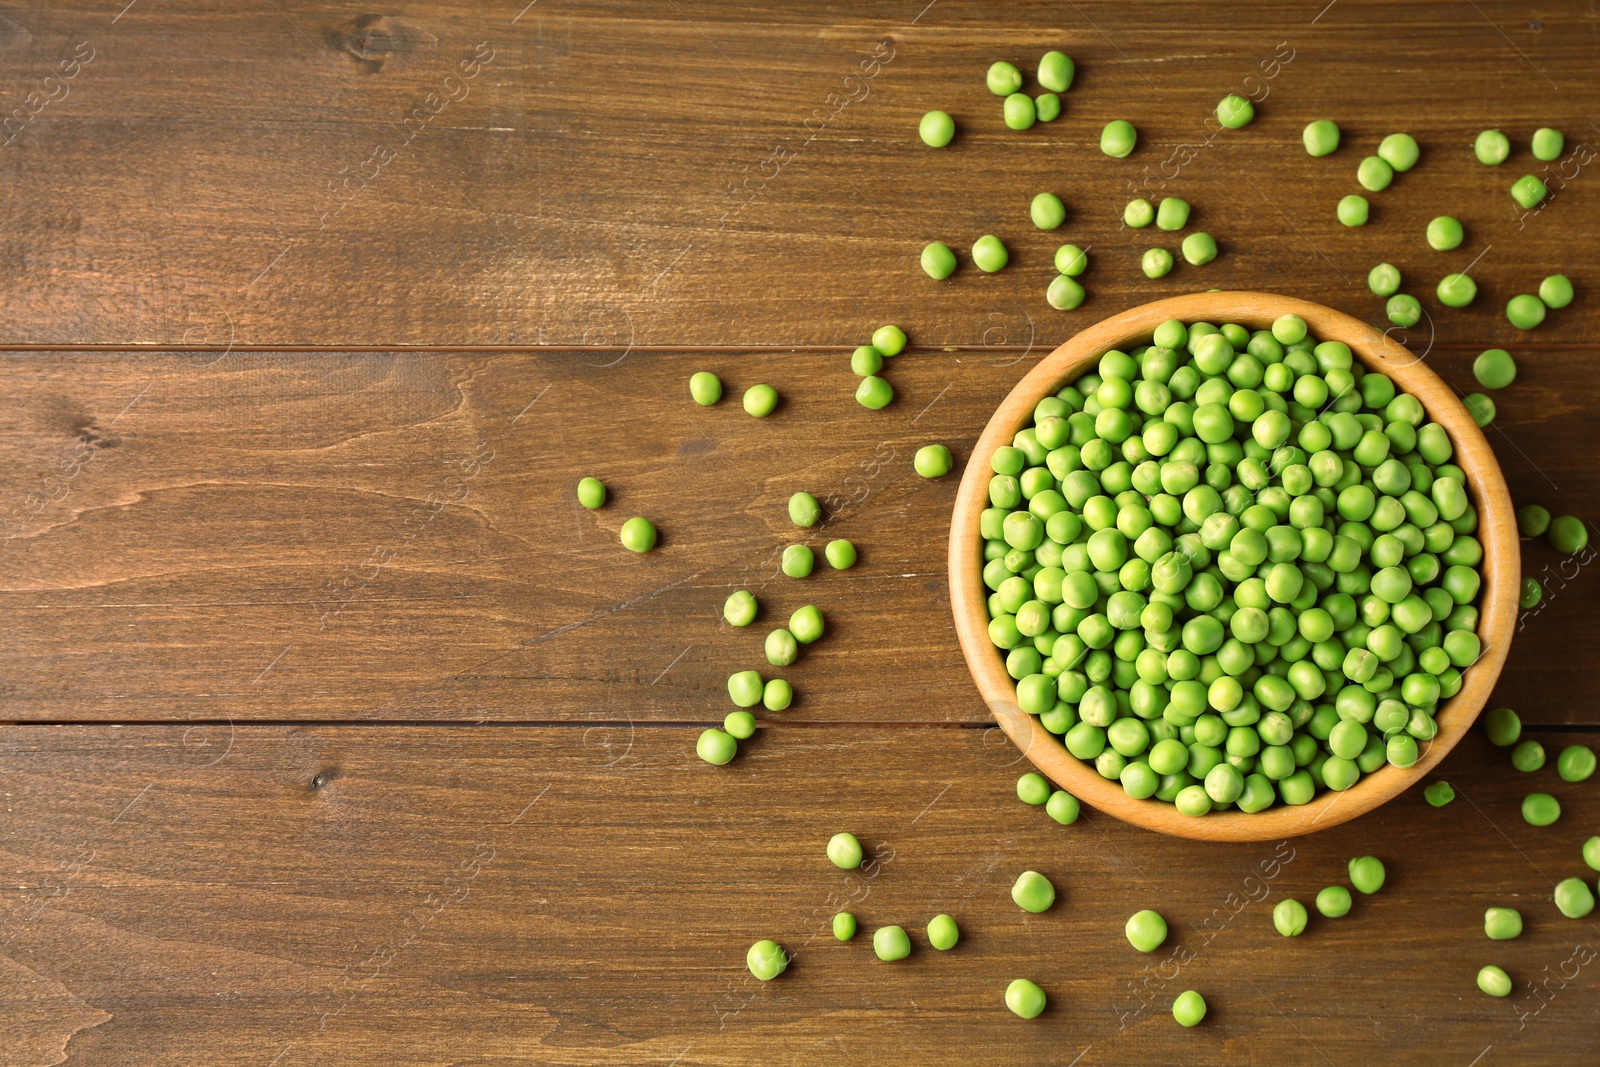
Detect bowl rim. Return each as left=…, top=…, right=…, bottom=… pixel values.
left=948, top=291, right=1518, bottom=842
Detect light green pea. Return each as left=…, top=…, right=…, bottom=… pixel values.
left=927, top=914, right=960, bottom=950
left=1101, top=119, right=1137, bottom=158
left=1337, top=194, right=1369, bottom=226
left=747, top=939, right=788, bottom=980
left=919, top=111, right=955, bottom=147
left=689, top=371, right=723, bottom=405
left=1012, top=870, right=1056, bottom=912
left=1303, top=120, right=1340, bottom=156
left=1142, top=248, right=1174, bottom=279
left=921, top=242, right=957, bottom=280
left=825, top=539, right=857, bottom=570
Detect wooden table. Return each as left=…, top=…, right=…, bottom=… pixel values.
left=3, top=2, right=1598, bottom=1063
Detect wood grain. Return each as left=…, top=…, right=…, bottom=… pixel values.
left=2, top=722, right=1598, bottom=1065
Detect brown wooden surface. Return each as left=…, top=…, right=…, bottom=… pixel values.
left=2, top=0, right=1599, bottom=1063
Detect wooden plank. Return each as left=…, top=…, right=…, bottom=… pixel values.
left=2, top=723, right=1597, bottom=1064
left=0, top=348, right=1590, bottom=725
left=0, top=348, right=1593, bottom=726
left=0, top=2, right=1594, bottom=346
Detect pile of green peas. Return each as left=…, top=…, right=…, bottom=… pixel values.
left=978, top=315, right=1486, bottom=816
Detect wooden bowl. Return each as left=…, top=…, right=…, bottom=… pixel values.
left=948, top=292, right=1518, bottom=841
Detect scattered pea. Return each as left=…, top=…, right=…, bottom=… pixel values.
left=1463, top=392, right=1495, bottom=427
left=728, top=671, right=764, bottom=708
left=1037, top=50, right=1074, bottom=92
left=1378, top=133, right=1420, bottom=172
left=1273, top=898, right=1308, bottom=936
left=973, top=234, right=1009, bottom=272
left=1555, top=877, right=1596, bottom=918
left=743, top=384, right=779, bottom=417
left=577, top=476, right=607, bottom=509
left=1473, top=348, right=1516, bottom=389
left=620, top=516, right=658, bottom=553
left=927, top=914, right=960, bottom=950
left=1032, top=193, right=1067, bottom=230
left=1047, top=275, right=1086, bottom=310
left=1046, top=790, right=1080, bottom=824
left=1003, top=93, right=1037, bottom=131
left=1531, top=127, right=1564, bottom=162
left=1005, top=978, right=1047, bottom=1018
left=1368, top=263, right=1402, bottom=296
left=1513, top=740, right=1548, bottom=773
left=1511, top=174, right=1548, bottom=209
left=1017, top=772, right=1051, bottom=805
left=1156, top=197, right=1191, bottom=231
left=1386, top=293, right=1421, bottom=326
left=1520, top=577, right=1543, bottom=609
left=856, top=375, right=894, bottom=410
left=919, top=110, right=955, bottom=148
left=827, top=832, right=863, bottom=869
left=1438, top=274, right=1477, bottom=308
left=872, top=323, right=906, bottom=356
left=1216, top=94, right=1253, bottom=129
left=916, top=444, right=954, bottom=478
left=765, top=628, right=799, bottom=667
left=762, top=678, right=793, bottom=711
left=1474, top=129, right=1510, bottom=166
left=1180, top=232, right=1217, bottom=266
left=1055, top=244, right=1088, bottom=276
left=833, top=912, right=857, bottom=940
left=1349, top=856, right=1386, bottom=894
left=747, top=939, right=788, bottom=980
left=1539, top=274, right=1574, bottom=309
left=1316, top=886, right=1352, bottom=918
left=782, top=544, right=814, bottom=578
left=1338, top=194, right=1370, bottom=226
left=921, top=242, right=957, bottom=280
left=1558, top=745, right=1597, bottom=782
left=689, top=371, right=723, bottom=405
left=1101, top=119, right=1137, bottom=158
left=986, top=61, right=1022, bottom=96
left=1478, top=965, right=1512, bottom=997
left=724, top=590, right=758, bottom=627
left=1424, top=780, right=1455, bottom=806
left=852, top=345, right=884, bottom=376
left=1012, top=870, right=1056, bottom=913
left=1172, top=989, right=1207, bottom=1027
left=1517, top=505, right=1552, bottom=537
left=1124, top=198, right=1155, bottom=228
left=1302, top=119, right=1340, bottom=156
left=1142, top=248, right=1174, bottom=279
left=1426, top=216, right=1464, bottom=251
left=1034, top=93, right=1062, bottom=122
left=723, top=710, right=756, bottom=740
left=1358, top=155, right=1393, bottom=192
left=1522, top=792, right=1561, bottom=826
left=1126, top=909, right=1168, bottom=952
left=790, top=605, right=825, bottom=644
left=873, top=924, right=911, bottom=961
left=1548, top=515, right=1590, bottom=553
left=1484, top=907, right=1522, bottom=940
left=1584, top=836, right=1600, bottom=872
left=697, top=728, right=737, bottom=765
left=825, top=539, right=857, bottom=570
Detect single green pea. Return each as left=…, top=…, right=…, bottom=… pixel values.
left=789, top=491, right=822, bottom=528
left=1584, top=836, right=1600, bottom=872
left=921, top=242, right=957, bottom=280
left=689, top=371, right=723, bottom=405
left=1055, top=244, right=1088, bottom=276
left=986, top=61, right=1022, bottom=96
left=724, top=590, right=758, bottom=627
left=1437, top=273, right=1477, bottom=308
left=872, top=324, right=907, bottom=356
left=1046, top=790, right=1080, bottom=824
left=728, top=670, right=764, bottom=708
left=1142, top=248, right=1174, bottom=279
left=972, top=234, right=1009, bottom=273
left=1172, top=989, right=1207, bottom=1027
left=1338, top=195, right=1370, bottom=227
left=1273, top=898, right=1308, bottom=936
left=1368, top=263, right=1402, bottom=296
left=1555, top=877, right=1596, bottom=918
left=1558, top=745, right=1597, bottom=782
left=765, top=628, right=799, bottom=667
left=696, top=728, right=737, bottom=765
left=577, top=476, right=607, bottom=509
left=1126, top=909, right=1168, bottom=952
left=1006, top=978, right=1047, bottom=1019
left=744, top=384, right=779, bottom=417
left=1124, top=198, right=1155, bottom=228
left=1003, top=92, right=1037, bottom=130
left=1037, top=50, right=1074, bottom=92
left=1012, top=869, right=1056, bottom=913
left=1424, top=780, right=1455, bottom=806
left=1484, top=907, right=1522, bottom=940
left=914, top=444, right=954, bottom=479
left=1316, top=885, right=1352, bottom=917
left=1032, top=192, right=1067, bottom=230
left=1378, top=133, right=1420, bottom=172
left=1216, top=94, right=1253, bottom=129
left=1474, top=129, right=1510, bottom=165
left=1511, top=174, right=1548, bottom=209
left=919, top=110, right=955, bottom=147
left=723, top=710, right=756, bottom=740
left=833, top=912, right=857, bottom=940
left=927, top=913, right=960, bottom=950
left=1485, top=708, right=1522, bottom=746
left=1357, top=155, right=1393, bottom=192
left=782, top=544, right=814, bottom=578
left=1303, top=119, right=1340, bottom=156
left=825, top=539, right=857, bottom=570
left=1017, top=772, right=1051, bottom=805
left=1517, top=505, right=1551, bottom=537
left=1539, top=274, right=1574, bottom=309
left=1522, top=792, right=1561, bottom=826
left=747, top=939, right=788, bottom=980
left=1463, top=393, right=1495, bottom=427
left=872, top=924, right=911, bottom=961
left=1047, top=275, right=1086, bottom=311
left=1520, top=577, right=1542, bottom=609
left=851, top=345, right=884, bottom=377
left=1181, top=232, right=1218, bottom=266
left=1386, top=294, right=1421, bottom=327
left=1473, top=348, right=1516, bottom=388
left=1101, top=119, right=1137, bottom=158
left=790, top=605, right=825, bottom=644
left=1348, top=856, right=1386, bottom=894
left=1478, top=965, right=1512, bottom=997
left=1426, top=216, right=1464, bottom=251
left=1548, top=515, right=1590, bottom=553
left=1531, top=127, right=1564, bottom=162
left=827, top=831, right=863, bottom=869
left=1155, top=198, right=1190, bottom=232
left=856, top=375, right=894, bottom=410
left=620, top=516, right=658, bottom=552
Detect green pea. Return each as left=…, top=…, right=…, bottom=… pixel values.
left=856, top=375, right=894, bottom=410
left=1558, top=745, right=1596, bottom=782
left=1125, top=909, right=1167, bottom=952
left=1378, top=133, right=1419, bottom=172
left=972, top=235, right=1009, bottom=273
left=764, top=628, right=799, bottom=667
left=1548, top=515, right=1589, bottom=553
left=1315, top=885, right=1352, bottom=917
left=1531, top=127, right=1564, bottom=161
left=1463, top=393, right=1495, bottom=427
left=1539, top=274, right=1574, bottom=309
left=1156, top=198, right=1190, bottom=231
left=1172, top=989, right=1208, bottom=1027
left=1437, top=273, right=1477, bottom=308
left=790, top=605, right=825, bottom=644
left=787, top=491, right=823, bottom=529
left=1046, top=790, right=1080, bottom=824
left=1478, top=965, right=1512, bottom=997
left=1484, top=708, right=1522, bottom=746
left=1055, top=244, right=1088, bottom=276
left=728, top=670, right=764, bottom=708
left=724, top=590, right=758, bottom=627
left=1358, top=155, right=1393, bottom=192
left=1005, top=978, right=1047, bottom=1019
left=747, top=939, right=788, bottom=980
left=827, top=831, right=863, bottom=869
left=689, top=371, right=723, bottom=405
left=1522, top=792, right=1560, bottom=826
left=1386, top=294, right=1421, bottom=327
left=723, top=710, right=757, bottom=740
left=1003, top=93, right=1037, bottom=130
left=1037, top=50, right=1074, bottom=91
left=1585, top=837, right=1600, bottom=872
left=986, top=61, right=1022, bottom=96
left=1424, top=779, right=1455, bottom=806
left=1511, top=174, right=1548, bottom=209
left=833, top=912, right=857, bottom=940
left=760, top=679, right=789, bottom=711
left=927, top=913, right=960, bottom=950
left=915, top=444, right=954, bottom=479
left=743, top=384, right=779, bottom=417
left=1511, top=739, right=1546, bottom=773
left=782, top=544, right=814, bottom=578
left=1272, top=898, right=1308, bottom=936
left=871, top=324, right=907, bottom=356
left=1012, top=870, right=1056, bottom=913
left=872, top=924, right=911, bottom=961
left=851, top=345, right=884, bottom=376
left=1303, top=119, right=1340, bottom=156
left=1216, top=94, right=1253, bottom=128
left=825, top=539, right=857, bottom=570
left=1101, top=119, right=1137, bottom=158
left=696, top=728, right=737, bottom=765
left=1473, top=348, right=1516, bottom=389
left=919, top=110, right=955, bottom=147
left=1017, top=772, right=1051, bottom=805
left=1181, top=232, right=1218, bottom=266
left=1048, top=275, right=1087, bottom=311
left=620, top=516, right=658, bottom=552
left=921, top=242, right=957, bottom=280
left=1142, top=248, right=1174, bottom=279
left=1426, top=216, right=1464, bottom=251
left=1125, top=198, right=1155, bottom=228
left=1474, top=129, right=1510, bottom=165
left=1368, top=263, right=1402, bottom=296
left=1555, top=877, right=1595, bottom=918
left=1337, top=195, right=1370, bottom=226
left=1520, top=577, right=1543, bottom=609
left=1032, top=192, right=1067, bottom=230
left=1485, top=907, right=1522, bottom=940
left=1348, top=856, right=1386, bottom=894
left=576, top=476, right=607, bottom=509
